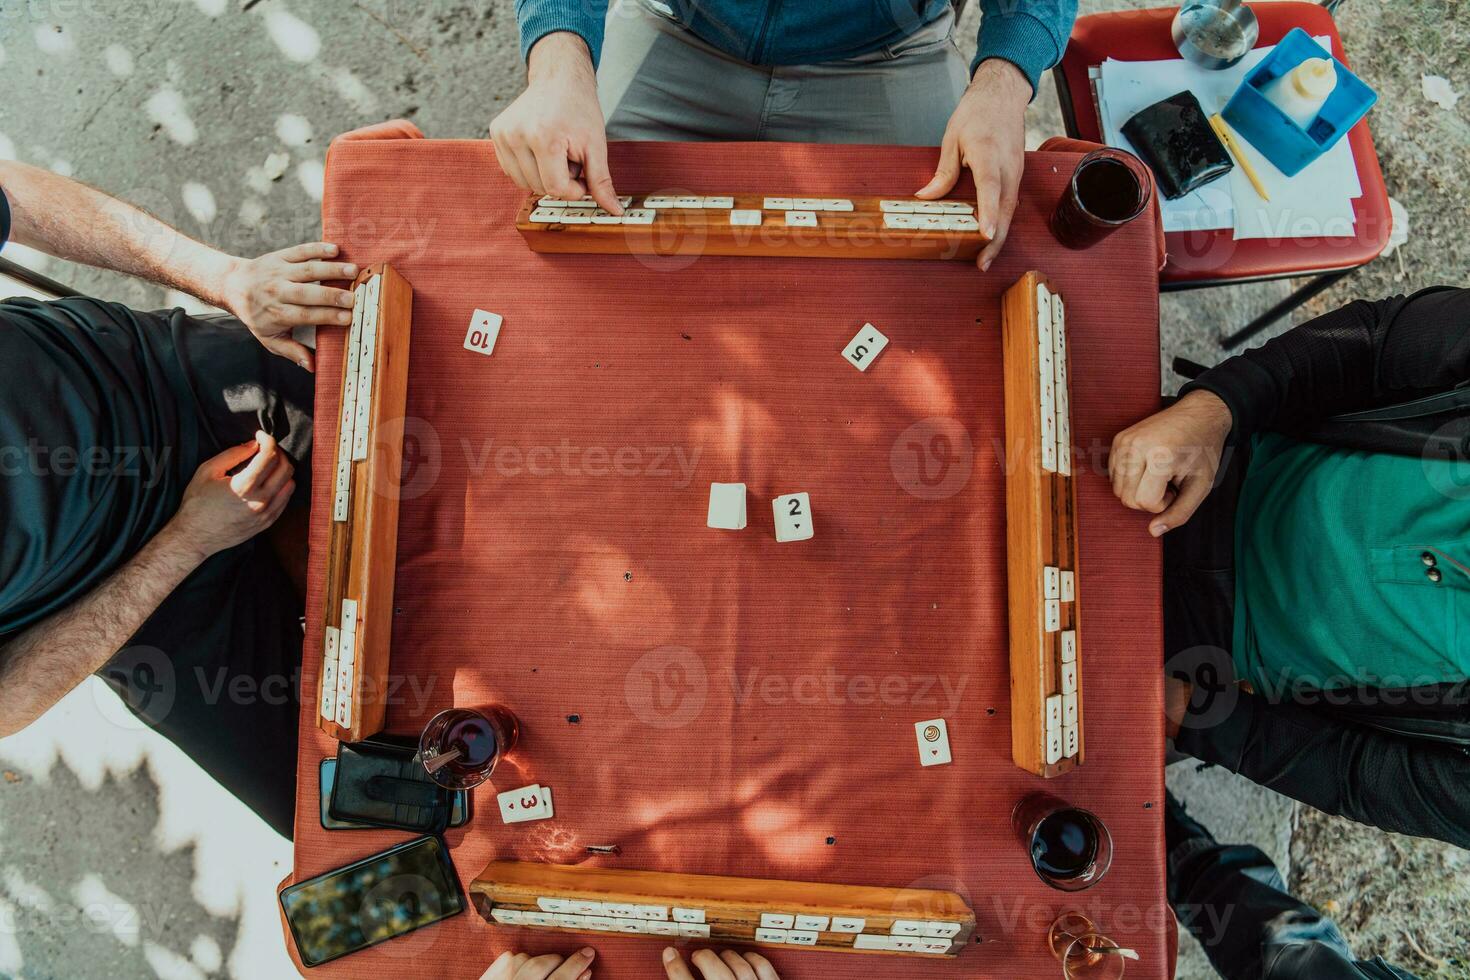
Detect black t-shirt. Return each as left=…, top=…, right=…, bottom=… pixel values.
left=0, top=186, right=198, bottom=635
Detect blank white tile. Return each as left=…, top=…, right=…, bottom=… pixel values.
left=853, top=935, right=890, bottom=950
left=842, top=322, right=889, bottom=371
left=785, top=210, right=818, bottom=227
left=707, top=482, right=747, bottom=530
left=773, top=492, right=813, bottom=542
left=464, top=309, right=503, bottom=357
left=729, top=209, right=762, bottom=226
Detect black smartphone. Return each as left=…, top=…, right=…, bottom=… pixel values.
left=319, top=759, right=470, bottom=830
left=280, top=835, right=464, bottom=967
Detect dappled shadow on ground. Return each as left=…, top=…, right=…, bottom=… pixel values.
left=0, top=759, right=240, bottom=980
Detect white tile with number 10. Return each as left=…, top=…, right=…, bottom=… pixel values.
left=464, top=309, right=503, bottom=356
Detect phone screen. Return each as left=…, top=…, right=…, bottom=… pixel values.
left=319, top=759, right=469, bottom=829
left=280, top=836, right=464, bottom=966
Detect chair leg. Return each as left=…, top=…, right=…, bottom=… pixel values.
left=1218, top=268, right=1356, bottom=349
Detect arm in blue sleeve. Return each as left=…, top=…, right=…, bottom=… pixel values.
left=516, top=0, right=610, bottom=67
left=973, top=0, right=1078, bottom=98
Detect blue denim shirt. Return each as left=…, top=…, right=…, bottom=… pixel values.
left=516, top=0, right=1076, bottom=96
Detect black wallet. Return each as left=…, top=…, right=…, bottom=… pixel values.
left=1120, top=90, right=1233, bottom=200
left=328, top=734, right=453, bottom=834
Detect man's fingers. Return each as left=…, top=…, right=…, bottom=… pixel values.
left=544, top=948, right=596, bottom=980
left=286, top=260, right=359, bottom=284
left=1132, top=465, right=1174, bottom=514
left=582, top=137, right=622, bottom=215
left=535, top=142, right=584, bottom=204
left=275, top=303, right=355, bottom=327
left=230, top=432, right=278, bottom=491
left=280, top=283, right=357, bottom=309
left=661, top=948, right=699, bottom=980
left=718, top=951, right=758, bottom=980
left=279, top=241, right=340, bottom=262
left=689, top=950, right=738, bottom=980
left=971, top=156, right=1004, bottom=244
left=1152, top=474, right=1212, bottom=536
left=493, top=138, right=532, bottom=190
left=261, top=336, right=316, bottom=373
left=915, top=136, right=962, bottom=199
left=207, top=439, right=262, bottom=476
left=975, top=177, right=1017, bottom=272
left=513, top=145, right=550, bottom=195
left=740, top=953, right=780, bottom=980
left=253, top=452, right=295, bottom=502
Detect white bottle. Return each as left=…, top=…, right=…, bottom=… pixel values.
left=1261, top=57, right=1337, bottom=130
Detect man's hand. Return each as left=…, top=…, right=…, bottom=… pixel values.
left=479, top=948, right=595, bottom=980
left=168, top=432, right=296, bottom=560
left=662, top=947, right=781, bottom=980
left=916, top=58, right=1031, bottom=272
left=220, top=242, right=359, bottom=372
left=490, top=32, right=623, bottom=215
left=1109, top=390, right=1233, bottom=536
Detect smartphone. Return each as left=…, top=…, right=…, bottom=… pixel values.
left=319, top=758, right=470, bottom=830
left=280, top=835, right=464, bottom=967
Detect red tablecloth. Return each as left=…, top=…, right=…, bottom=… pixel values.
left=287, top=130, right=1171, bottom=979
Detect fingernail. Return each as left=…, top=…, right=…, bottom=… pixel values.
left=663, top=947, right=677, bottom=963
left=1150, top=522, right=1167, bottom=537
left=578, top=972, right=591, bottom=980
left=578, top=947, right=595, bottom=959
left=982, top=220, right=997, bottom=239
left=980, top=258, right=992, bottom=272
left=343, top=264, right=357, bottom=275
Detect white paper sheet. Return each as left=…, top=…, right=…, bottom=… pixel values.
left=1095, top=36, right=1361, bottom=239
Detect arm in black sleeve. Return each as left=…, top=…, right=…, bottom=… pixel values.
left=1175, top=689, right=1470, bottom=850
left=1181, top=287, right=1470, bottom=442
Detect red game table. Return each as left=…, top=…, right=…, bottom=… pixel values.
left=282, top=124, right=1172, bottom=979
left=1056, top=2, right=1391, bottom=287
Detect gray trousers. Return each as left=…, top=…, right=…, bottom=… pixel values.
left=597, top=0, right=969, bottom=146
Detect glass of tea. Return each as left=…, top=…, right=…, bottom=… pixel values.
left=1049, top=148, right=1152, bottom=249
left=417, top=705, right=520, bottom=790
left=1013, top=794, right=1113, bottom=891
left=1048, top=913, right=1127, bottom=979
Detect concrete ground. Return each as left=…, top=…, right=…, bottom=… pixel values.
left=0, top=2, right=1464, bottom=978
